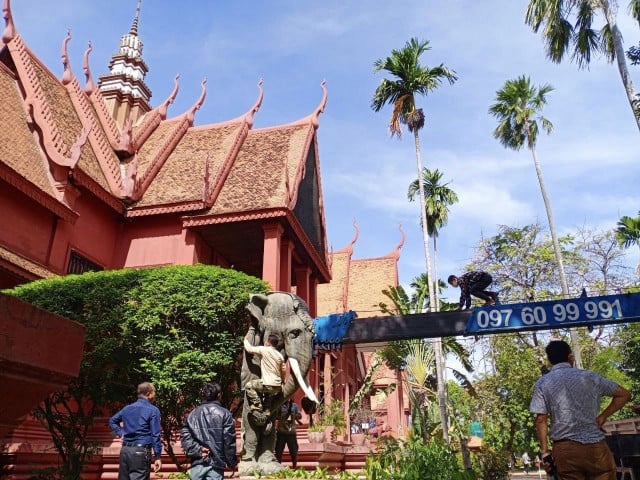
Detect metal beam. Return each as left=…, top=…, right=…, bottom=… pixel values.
left=342, top=291, right=640, bottom=344
left=341, top=311, right=471, bottom=344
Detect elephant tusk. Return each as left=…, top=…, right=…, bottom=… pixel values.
left=289, top=357, right=319, bottom=404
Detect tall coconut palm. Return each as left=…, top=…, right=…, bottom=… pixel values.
left=489, top=75, right=583, bottom=368
left=408, top=168, right=459, bottom=310
left=372, top=37, right=457, bottom=441
left=525, top=0, right=640, bottom=132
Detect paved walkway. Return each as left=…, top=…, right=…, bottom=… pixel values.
left=509, top=470, right=548, bottom=479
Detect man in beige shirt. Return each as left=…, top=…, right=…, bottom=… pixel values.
left=244, top=328, right=286, bottom=433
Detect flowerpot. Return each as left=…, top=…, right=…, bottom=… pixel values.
left=307, top=431, right=326, bottom=443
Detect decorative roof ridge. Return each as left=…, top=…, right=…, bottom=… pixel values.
left=60, top=29, right=72, bottom=85
left=126, top=200, right=206, bottom=218
left=203, top=116, right=251, bottom=208
left=182, top=207, right=288, bottom=227
left=131, top=75, right=180, bottom=150
left=285, top=80, right=328, bottom=129
left=88, top=86, right=127, bottom=151
left=225, top=79, right=263, bottom=128
left=157, top=73, right=180, bottom=119
left=179, top=78, right=207, bottom=125
left=1, top=0, right=15, bottom=45
left=65, top=73, right=124, bottom=195
left=83, top=41, right=96, bottom=95
left=130, top=113, right=193, bottom=201
left=6, top=34, right=72, bottom=171
left=384, top=223, right=405, bottom=260
left=335, top=219, right=359, bottom=254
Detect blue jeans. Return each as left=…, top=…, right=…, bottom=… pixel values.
left=189, top=463, right=224, bottom=480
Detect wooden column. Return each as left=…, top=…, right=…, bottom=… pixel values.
left=262, top=223, right=283, bottom=290
left=295, top=265, right=311, bottom=305
left=308, top=275, right=318, bottom=318
left=279, top=238, right=293, bottom=292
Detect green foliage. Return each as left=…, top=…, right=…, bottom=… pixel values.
left=5, top=265, right=268, bottom=475
left=263, top=467, right=362, bottom=479
left=318, top=399, right=347, bottom=433
left=473, top=447, right=510, bottom=480
left=364, top=434, right=474, bottom=480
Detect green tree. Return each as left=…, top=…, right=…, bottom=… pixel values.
left=490, top=76, right=583, bottom=368
left=408, top=168, right=459, bottom=310
left=5, top=265, right=268, bottom=476
left=372, top=37, right=457, bottom=442
left=525, top=0, right=640, bottom=131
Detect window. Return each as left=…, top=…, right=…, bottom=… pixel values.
left=67, top=251, right=103, bottom=275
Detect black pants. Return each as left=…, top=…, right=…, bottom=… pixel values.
left=118, top=445, right=151, bottom=480
left=469, top=273, right=494, bottom=302
left=275, top=432, right=299, bottom=468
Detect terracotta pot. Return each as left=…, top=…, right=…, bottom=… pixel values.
left=351, top=433, right=366, bottom=446
left=307, top=431, right=326, bottom=443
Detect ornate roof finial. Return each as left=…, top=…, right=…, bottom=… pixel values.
left=388, top=223, right=406, bottom=259
left=61, top=29, right=73, bottom=85
left=310, top=80, right=328, bottom=129
left=83, top=41, right=96, bottom=94
left=2, top=0, right=15, bottom=44
left=336, top=219, right=359, bottom=254
left=130, top=0, right=142, bottom=35
left=244, top=79, right=264, bottom=127
left=158, top=74, right=180, bottom=119
left=185, top=78, right=207, bottom=125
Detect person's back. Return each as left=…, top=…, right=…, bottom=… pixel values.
left=530, top=340, right=631, bottom=480
left=533, top=365, right=617, bottom=442
left=181, top=383, right=237, bottom=480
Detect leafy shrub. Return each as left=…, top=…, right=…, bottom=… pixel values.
left=5, top=265, right=268, bottom=475
left=364, top=433, right=475, bottom=480
left=473, top=447, right=510, bottom=480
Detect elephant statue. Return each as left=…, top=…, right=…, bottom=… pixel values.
left=239, top=292, right=318, bottom=477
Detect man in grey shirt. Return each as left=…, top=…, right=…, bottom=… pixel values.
left=530, top=340, right=631, bottom=479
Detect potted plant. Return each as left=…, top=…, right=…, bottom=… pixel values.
left=307, top=422, right=326, bottom=444
left=350, top=405, right=374, bottom=446
left=318, top=399, right=347, bottom=442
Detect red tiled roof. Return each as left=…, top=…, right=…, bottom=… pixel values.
left=211, top=124, right=311, bottom=214
left=135, top=122, right=245, bottom=207
left=0, top=65, right=58, bottom=199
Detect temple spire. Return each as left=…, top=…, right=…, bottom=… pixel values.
left=130, top=0, right=142, bottom=35
left=97, top=0, right=151, bottom=128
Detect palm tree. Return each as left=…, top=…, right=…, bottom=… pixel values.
left=372, top=37, right=457, bottom=441
left=617, top=212, right=640, bottom=274
left=408, top=168, right=459, bottom=310
left=525, top=0, right=640, bottom=132
left=489, top=75, right=583, bottom=368
left=377, top=275, right=474, bottom=441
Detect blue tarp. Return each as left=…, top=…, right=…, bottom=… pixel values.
left=313, top=310, right=357, bottom=351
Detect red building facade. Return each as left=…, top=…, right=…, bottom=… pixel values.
left=0, top=1, right=407, bottom=475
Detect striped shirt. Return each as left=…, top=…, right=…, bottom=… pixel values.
left=529, top=362, right=619, bottom=443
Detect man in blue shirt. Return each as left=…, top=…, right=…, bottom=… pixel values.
left=530, top=340, right=631, bottom=480
left=109, top=382, right=163, bottom=480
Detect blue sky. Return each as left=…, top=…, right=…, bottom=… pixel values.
left=11, top=0, right=640, bottom=304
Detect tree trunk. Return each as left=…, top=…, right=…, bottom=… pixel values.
left=530, top=145, right=583, bottom=368
left=602, top=0, right=640, bottom=133
left=413, top=129, right=448, bottom=442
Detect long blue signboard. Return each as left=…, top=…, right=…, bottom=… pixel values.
left=466, top=292, right=640, bottom=335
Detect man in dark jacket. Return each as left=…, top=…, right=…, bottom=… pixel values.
left=181, top=383, right=237, bottom=480
left=448, top=271, right=498, bottom=310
